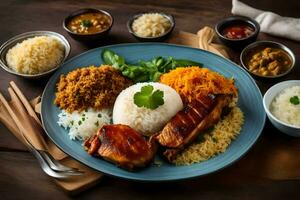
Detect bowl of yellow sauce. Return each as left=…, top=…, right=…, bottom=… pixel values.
left=240, top=41, right=295, bottom=78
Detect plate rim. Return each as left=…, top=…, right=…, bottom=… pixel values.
left=41, top=42, right=266, bottom=182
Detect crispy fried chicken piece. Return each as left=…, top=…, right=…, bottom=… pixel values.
left=155, top=94, right=231, bottom=162
left=84, top=124, right=157, bottom=170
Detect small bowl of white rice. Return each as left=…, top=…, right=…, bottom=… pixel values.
left=127, top=12, right=175, bottom=42
left=263, top=80, right=300, bottom=137
left=0, top=31, right=70, bottom=78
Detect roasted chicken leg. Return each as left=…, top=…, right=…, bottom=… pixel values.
left=155, top=94, right=231, bottom=162
left=84, top=124, right=157, bottom=170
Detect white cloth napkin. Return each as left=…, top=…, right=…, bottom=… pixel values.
left=232, top=0, right=300, bottom=41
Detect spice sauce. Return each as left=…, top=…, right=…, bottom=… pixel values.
left=67, top=12, right=111, bottom=35
left=222, top=24, right=254, bottom=39
left=247, top=47, right=292, bottom=76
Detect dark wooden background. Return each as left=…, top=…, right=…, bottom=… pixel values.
left=0, top=0, right=300, bottom=199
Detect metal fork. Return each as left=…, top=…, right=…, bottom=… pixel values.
left=0, top=91, right=83, bottom=178
left=22, top=135, right=84, bottom=178
left=38, top=150, right=79, bottom=172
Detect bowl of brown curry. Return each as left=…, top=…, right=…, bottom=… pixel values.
left=63, top=8, right=113, bottom=42
left=240, top=41, right=295, bottom=78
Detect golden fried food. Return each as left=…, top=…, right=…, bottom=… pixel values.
left=158, top=67, right=238, bottom=162
left=55, top=65, right=132, bottom=113
left=84, top=124, right=157, bottom=170
left=155, top=95, right=232, bottom=162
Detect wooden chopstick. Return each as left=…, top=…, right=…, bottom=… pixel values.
left=0, top=90, right=67, bottom=160
left=8, top=88, right=31, bottom=125
left=11, top=85, right=68, bottom=160
left=30, top=96, right=41, bottom=113
left=9, top=87, right=48, bottom=151
left=0, top=100, right=24, bottom=142
left=0, top=92, right=25, bottom=134
left=9, top=81, right=42, bottom=126
left=0, top=90, right=48, bottom=151
left=9, top=83, right=67, bottom=160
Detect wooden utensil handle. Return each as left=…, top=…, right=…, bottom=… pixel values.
left=0, top=101, right=24, bottom=143
left=10, top=81, right=42, bottom=126
left=0, top=91, right=48, bottom=151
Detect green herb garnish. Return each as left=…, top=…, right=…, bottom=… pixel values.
left=101, top=49, right=202, bottom=83
left=95, top=121, right=99, bottom=127
left=290, top=96, right=300, bottom=105
left=134, top=85, right=164, bottom=110
left=78, top=120, right=82, bottom=125
left=97, top=113, right=102, bottom=118
left=102, top=49, right=125, bottom=69
left=81, top=19, right=92, bottom=28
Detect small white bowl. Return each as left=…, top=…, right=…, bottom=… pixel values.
left=263, top=80, right=300, bottom=137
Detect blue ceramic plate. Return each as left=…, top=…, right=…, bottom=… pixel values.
left=41, top=43, right=265, bottom=181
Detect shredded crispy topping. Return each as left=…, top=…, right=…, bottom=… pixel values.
left=160, top=67, right=237, bottom=103
left=55, top=65, right=132, bottom=113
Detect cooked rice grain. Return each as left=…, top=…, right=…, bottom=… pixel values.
left=172, top=106, right=244, bottom=165
left=132, top=13, right=171, bottom=37
left=6, top=36, right=64, bottom=74
left=270, top=86, right=300, bottom=126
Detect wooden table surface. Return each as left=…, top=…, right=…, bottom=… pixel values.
left=1, top=0, right=300, bottom=199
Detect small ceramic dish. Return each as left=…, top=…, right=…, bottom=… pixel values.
left=215, top=16, right=260, bottom=49
left=63, top=8, right=114, bottom=42
left=240, top=41, right=295, bottom=78
left=263, top=80, right=300, bottom=137
left=0, top=31, right=70, bottom=79
left=127, top=12, right=175, bottom=42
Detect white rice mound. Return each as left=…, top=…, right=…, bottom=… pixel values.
left=113, top=82, right=183, bottom=136
left=57, top=108, right=112, bottom=140
left=270, top=86, right=300, bottom=126
left=6, top=36, right=64, bottom=74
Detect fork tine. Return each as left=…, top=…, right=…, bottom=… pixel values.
left=39, top=150, right=83, bottom=173
left=22, top=134, right=83, bottom=173
left=0, top=90, right=84, bottom=178
left=24, top=135, right=84, bottom=177
left=33, top=149, right=83, bottom=178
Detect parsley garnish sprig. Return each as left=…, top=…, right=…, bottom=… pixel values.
left=133, top=85, right=164, bottom=110
left=290, top=96, right=300, bottom=105
left=81, top=19, right=92, bottom=28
